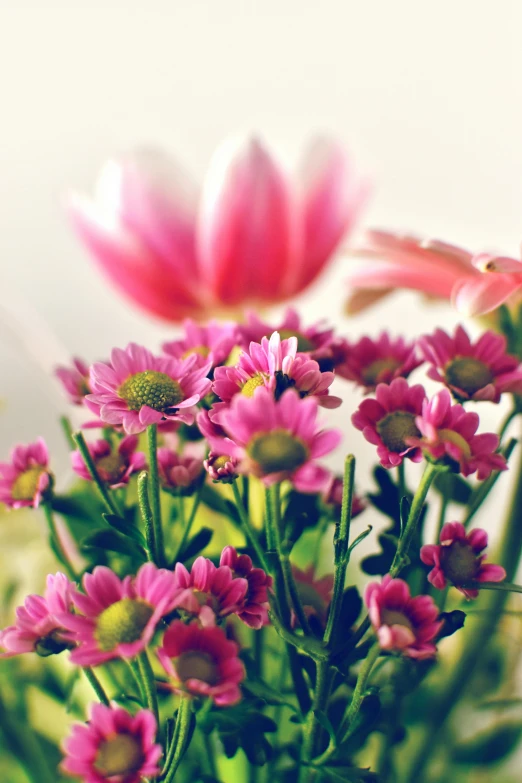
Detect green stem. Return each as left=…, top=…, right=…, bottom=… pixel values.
left=397, top=461, right=406, bottom=501
left=172, top=486, right=203, bottom=562
left=83, top=667, right=110, bottom=705
left=137, top=650, right=159, bottom=727
left=338, top=641, right=381, bottom=742
left=147, top=424, right=165, bottom=567
left=128, top=658, right=147, bottom=706
left=163, top=696, right=193, bottom=782
left=301, top=661, right=332, bottom=773
left=60, top=415, right=76, bottom=449
left=137, top=471, right=156, bottom=563
left=0, top=688, right=56, bottom=783
left=202, top=730, right=218, bottom=778
left=42, top=503, right=76, bottom=580
left=232, top=481, right=269, bottom=572
left=463, top=436, right=517, bottom=527
left=73, top=430, right=120, bottom=516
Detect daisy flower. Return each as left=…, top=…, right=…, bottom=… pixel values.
left=0, top=438, right=53, bottom=509
left=55, top=357, right=92, bottom=405
left=71, top=435, right=146, bottom=488
left=163, top=318, right=239, bottom=368
left=220, top=546, right=272, bottom=629
left=336, top=332, right=422, bottom=390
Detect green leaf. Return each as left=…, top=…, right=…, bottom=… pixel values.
left=81, top=529, right=147, bottom=560
left=313, top=709, right=337, bottom=747
left=452, top=722, right=522, bottom=764
left=437, top=610, right=466, bottom=640
left=102, top=513, right=146, bottom=546
left=348, top=525, right=373, bottom=556
left=433, top=472, right=472, bottom=505
left=178, top=527, right=214, bottom=561
left=337, top=586, right=362, bottom=630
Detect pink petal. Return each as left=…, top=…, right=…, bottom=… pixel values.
left=452, top=276, right=522, bottom=317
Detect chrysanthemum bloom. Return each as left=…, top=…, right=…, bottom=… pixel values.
left=220, top=546, right=272, bottom=629
left=322, top=475, right=366, bottom=518
left=420, top=522, right=506, bottom=599
left=158, top=620, right=244, bottom=705
left=408, top=389, right=507, bottom=479
left=292, top=565, right=333, bottom=627
left=217, top=387, right=341, bottom=492
left=163, top=319, right=239, bottom=369
left=173, top=556, right=248, bottom=624
left=351, top=378, right=426, bottom=469
left=157, top=447, right=203, bottom=494
left=346, top=229, right=522, bottom=317
left=204, top=451, right=239, bottom=483
left=61, top=703, right=162, bottom=783
left=60, top=563, right=182, bottom=666
left=85, top=343, right=212, bottom=434
left=71, top=436, right=146, bottom=488
left=418, top=325, right=522, bottom=403
left=336, top=332, right=422, bottom=390
left=55, top=357, right=92, bottom=405
left=0, top=573, right=74, bottom=658
left=365, top=575, right=442, bottom=659
left=0, top=438, right=53, bottom=509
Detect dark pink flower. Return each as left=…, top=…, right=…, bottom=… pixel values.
left=173, top=556, right=248, bottom=624
left=351, top=378, right=426, bottom=469
left=292, top=565, right=334, bottom=626
left=420, top=522, right=506, bottom=599
left=365, top=575, right=442, bottom=659
left=204, top=452, right=239, bottom=483
left=336, top=332, right=422, bottom=390
left=158, top=620, right=245, bottom=705
left=220, top=546, right=272, bottom=629
left=322, top=475, right=366, bottom=518
left=55, top=357, right=92, bottom=405
left=163, top=319, right=239, bottom=368
left=61, top=703, right=161, bottom=783
left=0, top=438, right=53, bottom=509
left=419, top=324, right=522, bottom=402
left=157, top=447, right=203, bottom=494
left=71, top=436, right=146, bottom=488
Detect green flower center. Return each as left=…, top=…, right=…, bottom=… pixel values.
left=96, top=453, right=125, bottom=482
left=176, top=651, right=219, bottom=685
left=278, top=330, right=315, bottom=353
left=213, top=455, right=232, bottom=470
left=11, top=467, right=46, bottom=501
left=381, top=609, right=414, bottom=632
left=241, top=373, right=267, bottom=397
left=445, top=357, right=494, bottom=397
left=94, top=598, right=154, bottom=652
left=376, top=412, right=420, bottom=453
left=181, top=345, right=211, bottom=360
left=440, top=540, right=479, bottom=584
left=118, top=371, right=183, bottom=412
left=247, top=429, right=309, bottom=474
left=95, top=734, right=144, bottom=777
left=361, top=358, right=401, bottom=386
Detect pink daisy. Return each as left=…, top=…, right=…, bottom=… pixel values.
left=157, top=447, right=203, bottom=494
left=0, top=438, right=53, bottom=509
left=55, top=357, right=92, bottom=405
left=220, top=546, right=272, bottom=629
left=61, top=703, right=162, bottom=783
left=204, top=451, right=239, bottom=483
left=85, top=343, right=212, bottom=435
left=173, top=556, right=249, bottom=625
left=351, top=378, right=427, bottom=469
left=365, top=575, right=442, bottom=659
left=60, top=563, right=183, bottom=666
left=336, top=332, right=422, bottom=390
left=292, top=565, right=334, bottom=627
left=163, top=318, right=239, bottom=368
left=419, top=324, right=522, bottom=403
left=408, top=389, right=507, bottom=479
left=0, top=573, right=74, bottom=658
left=158, top=620, right=245, bottom=706
left=71, top=436, right=146, bottom=488
left=420, top=522, right=506, bottom=599
left=322, top=474, right=367, bottom=518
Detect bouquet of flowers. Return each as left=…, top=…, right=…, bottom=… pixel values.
left=1, top=137, right=521, bottom=783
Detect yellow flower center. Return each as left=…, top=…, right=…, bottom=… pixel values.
left=381, top=609, right=414, bottom=632
left=181, top=345, right=211, bottom=360
left=94, top=598, right=154, bottom=652
left=361, top=358, right=402, bottom=386
left=118, top=371, right=183, bottom=412
left=95, top=734, right=144, bottom=777
left=247, top=429, right=309, bottom=474
left=438, top=429, right=472, bottom=459
left=445, top=357, right=494, bottom=397
left=376, top=412, right=420, bottom=453
left=212, top=455, right=231, bottom=470
left=278, top=330, right=315, bottom=353
left=11, top=467, right=46, bottom=501
left=241, top=373, right=267, bottom=397
left=440, top=540, right=479, bottom=583
left=176, top=651, right=219, bottom=685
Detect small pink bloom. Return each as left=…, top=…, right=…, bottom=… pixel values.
left=292, top=565, right=334, bottom=627
left=85, top=343, right=212, bottom=435
left=157, top=447, right=203, bottom=494
left=220, top=546, right=272, bottom=629
left=59, top=563, right=183, bottom=666
left=409, top=389, right=507, bottom=479
left=158, top=620, right=245, bottom=705
left=365, top=575, right=442, bottom=659
left=71, top=436, right=146, bottom=488
left=419, top=324, right=522, bottom=403
left=336, top=332, right=422, bottom=390
left=0, top=573, right=74, bottom=658
left=420, top=522, right=506, bottom=599
left=163, top=319, right=239, bottom=368
left=173, top=556, right=249, bottom=624
left=322, top=475, right=366, bottom=518
left=204, top=451, right=239, bottom=483
left=55, top=357, right=92, bottom=405
left=351, top=378, right=426, bottom=469
left=61, top=703, right=162, bottom=783
left=0, top=438, right=53, bottom=509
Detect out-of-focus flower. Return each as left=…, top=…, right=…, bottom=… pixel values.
left=61, top=703, right=162, bottom=783
left=204, top=451, right=239, bottom=483
left=157, top=447, right=203, bottom=494
left=163, top=319, right=239, bottom=368
left=158, top=620, right=245, bottom=705
left=173, top=556, right=248, bottom=624
left=420, top=522, right=506, bottom=599
left=336, top=332, right=422, bottom=390
left=68, top=138, right=367, bottom=320
left=419, top=325, right=522, bottom=402
left=292, top=565, right=333, bottom=627
left=85, top=343, right=212, bottom=434
left=55, top=357, right=92, bottom=405
left=71, top=435, right=146, bottom=488
left=351, top=378, right=426, bottom=469
left=0, top=438, right=53, bottom=509
left=220, top=546, right=272, bottom=629
left=365, top=575, right=442, bottom=659
left=322, top=475, right=366, bottom=518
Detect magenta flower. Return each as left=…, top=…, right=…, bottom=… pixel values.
left=420, top=522, right=506, bottom=599
left=292, top=565, right=334, bottom=627
left=60, top=563, right=182, bottom=666
left=68, top=138, right=366, bottom=321
left=158, top=620, right=245, bottom=705
left=157, top=447, right=203, bottom=494
left=217, top=387, right=341, bottom=492
left=365, top=575, right=442, bottom=659
left=163, top=318, right=239, bottom=368
left=0, top=438, right=53, bottom=509
left=0, top=573, right=74, bottom=658
left=71, top=436, right=146, bottom=488
left=173, top=556, right=248, bottom=625
left=409, top=389, right=507, bottom=479
left=351, top=378, right=426, bottom=469
left=336, top=332, right=422, bottom=390
left=55, top=357, right=92, bottom=405
left=220, top=546, right=272, bottom=629
left=322, top=475, right=366, bottom=518
left=61, top=703, right=162, bottom=783
left=85, top=343, right=212, bottom=434
left=419, top=325, right=522, bottom=403
left=204, top=451, right=239, bottom=483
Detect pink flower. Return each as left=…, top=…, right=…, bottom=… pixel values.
left=68, top=138, right=367, bottom=320
left=420, top=522, right=506, bottom=599
left=157, top=447, right=203, bottom=494
left=0, top=438, right=53, bottom=509
left=220, top=546, right=272, bottom=629
left=204, top=451, right=239, bottom=483
left=60, top=563, right=182, bottom=666
left=346, top=229, right=522, bottom=317
left=61, top=703, right=162, bottom=783
left=322, top=475, right=366, bottom=518
left=409, top=389, right=508, bottom=479
left=158, top=620, right=245, bottom=705
left=336, top=332, right=422, bottom=390
left=419, top=325, right=522, bottom=403
left=217, top=387, right=342, bottom=492
left=351, top=378, right=426, bottom=469
left=173, top=556, right=249, bottom=624
left=163, top=319, right=239, bottom=368
left=71, top=436, right=146, bottom=488
left=0, top=573, right=74, bottom=658
left=85, top=343, right=212, bottom=434
left=365, top=575, right=442, bottom=659
left=292, top=565, right=334, bottom=627
left=55, top=358, right=92, bottom=405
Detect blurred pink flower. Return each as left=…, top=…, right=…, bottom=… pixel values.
left=163, top=318, right=239, bottom=368
left=173, top=555, right=249, bottom=624
left=220, top=546, right=272, bottom=629
left=157, top=447, right=203, bottom=494
left=55, top=357, right=92, bottom=405
left=0, top=438, right=53, bottom=509
left=336, top=332, right=422, bottom=390
left=71, top=435, right=146, bottom=488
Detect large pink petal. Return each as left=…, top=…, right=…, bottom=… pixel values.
left=452, top=275, right=522, bottom=316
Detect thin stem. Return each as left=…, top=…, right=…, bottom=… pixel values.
left=60, top=415, right=76, bottom=449
left=202, top=730, right=218, bottom=778
left=301, top=661, right=332, bottom=774
left=73, top=430, right=120, bottom=516
left=172, top=486, right=203, bottom=563
left=83, top=667, right=110, bottom=705
left=232, top=481, right=269, bottom=572
left=463, top=436, right=517, bottom=527
left=147, top=425, right=165, bottom=567
left=163, top=696, right=193, bottom=782
left=137, top=471, right=156, bottom=563
left=338, top=641, right=381, bottom=742
left=137, top=650, right=159, bottom=727
left=42, top=503, right=76, bottom=580
left=397, top=460, right=406, bottom=500
left=128, top=658, right=147, bottom=706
